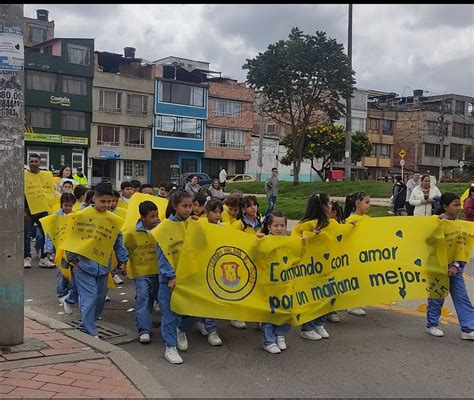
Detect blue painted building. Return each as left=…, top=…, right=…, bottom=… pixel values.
left=151, top=57, right=218, bottom=185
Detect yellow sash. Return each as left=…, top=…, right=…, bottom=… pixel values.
left=24, top=170, right=55, bottom=214
left=122, top=224, right=158, bottom=279
left=61, top=206, right=123, bottom=265
left=151, top=218, right=187, bottom=270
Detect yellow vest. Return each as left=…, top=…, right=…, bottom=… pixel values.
left=73, top=173, right=88, bottom=187
left=122, top=223, right=158, bottom=279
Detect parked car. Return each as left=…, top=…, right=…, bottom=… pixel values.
left=226, top=174, right=256, bottom=183
left=179, top=172, right=212, bottom=188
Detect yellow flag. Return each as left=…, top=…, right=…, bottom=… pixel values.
left=24, top=170, right=55, bottom=215
left=461, top=187, right=470, bottom=209
left=151, top=218, right=187, bottom=270
left=170, top=216, right=453, bottom=326
left=61, top=206, right=123, bottom=265
left=124, top=193, right=168, bottom=228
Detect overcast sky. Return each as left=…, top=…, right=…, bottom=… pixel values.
left=25, top=4, right=474, bottom=97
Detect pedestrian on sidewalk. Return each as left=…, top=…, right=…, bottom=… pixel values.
left=463, top=185, right=474, bottom=222
left=391, top=175, right=408, bottom=215
left=65, top=183, right=129, bottom=337
left=219, top=166, right=227, bottom=191
left=264, top=168, right=278, bottom=218
left=409, top=174, right=441, bottom=216
left=122, top=201, right=160, bottom=344
left=426, top=193, right=474, bottom=340
left=405, top=172, right=420, bottom=216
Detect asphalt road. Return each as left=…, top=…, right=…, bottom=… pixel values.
left=24, top=257, right=474, bottom=398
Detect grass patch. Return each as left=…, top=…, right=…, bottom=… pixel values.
left=227, top=181, right=469, bottom=198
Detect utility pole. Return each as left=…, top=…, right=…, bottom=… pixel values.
left=438, top=94, right=445, bottom=183
left=0, top=4, right=25, bottom=346
left=256, top=93, right=264, bottom=182
left=344, top=3, right=353, bottom=181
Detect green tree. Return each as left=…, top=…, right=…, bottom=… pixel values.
left=243, top=27, right=355, bottom=185
left=280, top=125, right=373, bottom=181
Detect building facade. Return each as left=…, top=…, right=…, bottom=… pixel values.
left=88, top=50, right=156, bottom=188
left=151, top=57, right=213, bottom=185
left=204, top=78, right=253, bottom=178
left=24, top=38, right=94, bottom=172
left=22, top=9, right=54, bottom=48
left=392, top=92, right=474, bottom=179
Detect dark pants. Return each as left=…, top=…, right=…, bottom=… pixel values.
left=220, top=181, right=226, bottom=191
left=405, top=202, right=415, bottom=216
left=24, top=211, right=48, bottom=258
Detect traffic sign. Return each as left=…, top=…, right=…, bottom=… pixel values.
left=399, top=159, right=405, bottom=166
left=399, top=150, right=407, bottom=159
left=458, top=161, right=465, bottom=168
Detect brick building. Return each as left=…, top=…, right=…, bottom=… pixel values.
left=22, top=9, right=55, bottom=48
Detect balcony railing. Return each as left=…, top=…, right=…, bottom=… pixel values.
left=98, top=106, right=121, bottom=113
left=209, top=142, right=245, bottom=149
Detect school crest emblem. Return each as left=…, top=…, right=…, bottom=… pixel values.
left=207, top=246, right=257, bottom=301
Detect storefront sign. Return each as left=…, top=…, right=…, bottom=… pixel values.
left=50, top=95, right=71, bottom=107
left=24, top=133, right=61, bottom=143
left=62, top=136, right=88, bottom=145
left=100, top=149, right=122, bottom=159
left=0, top=32, right=24, bottom=71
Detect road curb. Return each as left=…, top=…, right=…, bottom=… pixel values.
left=24, top=307, right=172, bottom=398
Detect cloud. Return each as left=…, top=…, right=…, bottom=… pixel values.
left=24, top=4, right=474, bottom=97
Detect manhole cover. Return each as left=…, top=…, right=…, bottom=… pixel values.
left=66, top=319, right=136, bottom=345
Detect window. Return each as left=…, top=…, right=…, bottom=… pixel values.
left=424, top=143, right=440, bottom=157
left=63, top=76, right=87, bottom=96
left=67, top=43, right=90, bottom=66
left=352, top=117, right=366, bottom=132
left=212, top=98, right=242, bottom=117
left=26, top=70, right=56, bottom=91
left=382, top=120, right=394, bottom=135
left=368, top=118, right=379, bottom=131
left=266, top=123, right=276, bottom=134
left=209, top=128, right=245, bottom=149
left=25, top=107, right=51, bottom=129
left=123, top=160, right=133, bottom=177
left=468, top=103, right=474, bottom=117
left=352, top=91, right=367, bottom=111
left=135, top=162, right=145, bottom=177
left=97, top=125, right=120, bottom=146
left=155, top=115, right=203, bottom=139
left=125, top=128, right=145, bottom=148
left=160, top=81, right=205, bottom=107
left=450, top=144, right=463, bottom=160
left=29, top=26, right=47, bottom=43
left=71, top=150, right=84, bottom=171
left=452, top=122, right=465, bottom=138
left=27, top=147, right=49, bottom=169
left=455, top=100, right=465, bottom=115
left=61, top=111, right=85, bottom=131
left=99, top=90, right=121, bottom=113
left=43, top=45, right=53, bottom=55
left=378, top=144, right=391, bottom=158
left=126, top=94, right=148, bottom=115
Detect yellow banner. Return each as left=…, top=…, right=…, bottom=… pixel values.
left=151, top=218, right=187, bottom=271
left=124, top=193, right=168, bottom=228
left=24, top=170, right=55, bottom=215
left=61, top=206, right=123, bottom=265
left=122, top=225, right=158, bottom=279
left=169, top=217, right=464, bottom=326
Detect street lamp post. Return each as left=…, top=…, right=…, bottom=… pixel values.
left=344, top=4, right=353, bottom=181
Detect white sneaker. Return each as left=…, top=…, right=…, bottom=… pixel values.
left=60, top=296, right=73, bottom=315
left=105, top=295, right=111, bottom=302
left=461, top=331, right=474, bottom=340
left=208, top=331, right=222, bottom=346
left=24, top=257, right=32, bottom=269
left=426, top=326, right=444, bottom=337
left=196, top=321, right=208, bottom=336
left=38, top=257, right=55, bottom=268
left=94, top=335, right=100, bottom=339
left=139, top=333, right=151, bottom=344
left=315, top=325, right=330, bottom=338
left=348, top=307, right=366, bottom=316
left=231, top=320, right=247, bottom=329
left=300, top=330, right=323, bottom=341
left=263, top=343, right=281, bottom=354
left=164, top=346, right=183, bottom=364
left=276, top=336, right=287, bottom=350
left=113, top=274, right=124, bottom=284
left=327, top=313, right=340, bottom=323
left=177, top=329, right=188, bottom=351
left=153, top=300, right=160, bottom=312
